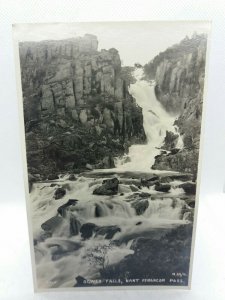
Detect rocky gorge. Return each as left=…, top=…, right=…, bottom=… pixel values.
left=19, top=32, right=208, bottom=289
left=19, top=34, right=145, bottom=182
left=144, top=33, right=207, bottom=177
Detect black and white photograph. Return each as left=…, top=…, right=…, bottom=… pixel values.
left=13, top=21, right=210, bottom=291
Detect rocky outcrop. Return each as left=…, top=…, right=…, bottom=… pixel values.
left=93, top=177, right=119, bottom=195
left=145, top=34, right=207, bottom=177
left=80, top=222, right=120, bottom=240
left=20, top=35, right=146, bottom=178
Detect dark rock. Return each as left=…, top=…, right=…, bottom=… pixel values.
left=68, top=174, right=77, bottom=181
left=50, top=183, right=59, bottom=187
left=130, top=185, right=139, bottom=192
left=93, top=177, right=119, bottom=195
left=155, top=183, right=171, bottom=193
left=159, top=176, right=171, bottom=183
left=179, top=182, right=196, bottom=195
left=95, top=225, right=121, bottom=239
left=70, top=216, right=81, bottom=236
left=41, top=216, right=63, bottom=232
left=95, top=204, right=104, bottom=217
left=132, top=199, right=149, bottom=215
left=54, top=187, right=66, bottom=199
left=80, top=223, right=97, bottom=239
left=139, top=192, right=151, bottom=198
left=187, top=200, right=195, bottom=208
left=136, top=221, right=142, bottom=226
left=170, top=148, right=180, bottom=155
left=57, top=199, right=79, bottom=216
left=48, top=174, right=59, bottom=180
left=120, top=193, right=124, bottom=196
left=147, top=175, right=159, bottom=182
left=141, top=178, right=158, bottom=188
left=162, top=131, right=179, bottom=151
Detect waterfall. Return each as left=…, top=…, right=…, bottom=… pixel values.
left=30, top=69, right=188, bottom=289
left=115, top=68, right=183, bottom=171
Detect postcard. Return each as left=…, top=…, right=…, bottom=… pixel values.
left=13, top=21, right=210, bottom=291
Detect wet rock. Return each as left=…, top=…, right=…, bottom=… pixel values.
left=50, top=183, right=59, bottom=187
left=54, top=187, right=66, bottom=199
left=147, top=175, right=159, bottom=182
left=95, top=204, right=105, bottom=217
left=68, top=174, right=77, bottom=181
left=130, top=185, right=139, bottom=192
left=155, top=183, right=171, bottom=193
left=93, top=177, right=119, bottom=195
left=57, top=199, right=79, bottom=216
left=132, top=199, right=149, bottom=215
left=141, top=178, right=158, bottom=188
left=70, top=216, right=81, bottom=236
left=187, top=200, right=195, bottom=208
left=136, top=221, right=142, bottom=226
left=139, top=192, right=151, bottom=198
left=179, top=182, right=196, bottom=195
left=162, top=131, right=179, bottom=151
left=80, top=223, right=97, bottom=239
left=48, top=174, right=59, bottom=180
left=159, top=176, right=172, bottom=183
left=95, top=225, right=121, bottom=239
left=41, top=216, right=63, bottom=232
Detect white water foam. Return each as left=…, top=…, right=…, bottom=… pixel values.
left=115, top=68, right=183, bottom=171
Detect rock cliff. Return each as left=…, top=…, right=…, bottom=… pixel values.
left=19, top=34, right=146, bottom=178
left=144, top=34, right=207, bottom=177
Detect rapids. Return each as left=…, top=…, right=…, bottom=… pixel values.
left=115, top=68, right=183, bottom=171
left=30, top=68, right=190, bottom=289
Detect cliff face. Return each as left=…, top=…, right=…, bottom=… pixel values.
left=144, top=34, right=207, bottom=177
left=20, top=34, right=146, bottom=178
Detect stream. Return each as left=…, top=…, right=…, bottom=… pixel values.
left=31, top=68, right=191, bottom=288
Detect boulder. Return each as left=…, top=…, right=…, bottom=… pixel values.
left=70, top=216, right=81, bottom=236
left=136, top=221, right=142, bottom=226
left=95, top=225, right=121, bottom=239
left=130, top=185, right=139, bottom=192
left=80, top=223, right=97, bottom=239
left=41, top=216, right=63, bottom=232
left=57, top=199, right=79, bottom=216
left=132, top=199, right=149, bottom=215
left=139, top=192, right=151, bottom=198
left=93, top=177, right=119, bottom=195
left=179, top=182, right=196, bottom=195
left=155, top=183, right=171, bottom=193
left=54, top=187, right=66, bottom=199
left=68, top=174, right=77, bottom=181
left=48, top=174, right=59, bottom=180
left=95, top=204, right=105, bottom=217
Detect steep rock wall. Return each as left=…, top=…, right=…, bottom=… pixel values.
left=144, top=34, right=207, bottom=177
left=19, top=35, right=146, bottom=178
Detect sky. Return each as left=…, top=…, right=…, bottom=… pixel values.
left=13, top=21, right=211, bottom=66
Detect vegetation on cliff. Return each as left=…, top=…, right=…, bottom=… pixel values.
left=144, top=33, right=207, bottom=177
left=20, top=35, right=146, bottom=180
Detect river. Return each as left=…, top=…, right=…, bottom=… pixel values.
left=31, top=68, right=191, bottom=289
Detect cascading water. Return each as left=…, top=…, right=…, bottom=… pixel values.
left=30, top=68, right=189, bottom=289
left=115, top=68, right=183, bottom=171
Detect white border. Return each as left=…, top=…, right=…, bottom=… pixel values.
left=12, top=21, right=211, bottom=293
